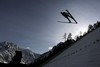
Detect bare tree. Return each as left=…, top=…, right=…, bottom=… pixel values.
left=88, top=24, right=94, bottom=32
left=67, top=33, right=72, bottom=40
left=63, top=33, right=67, bottom=41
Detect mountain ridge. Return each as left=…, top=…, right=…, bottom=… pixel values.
left=0, top=41, right=40, bottom=64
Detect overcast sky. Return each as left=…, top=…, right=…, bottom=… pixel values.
left=0, top=0, right=100, bottom=54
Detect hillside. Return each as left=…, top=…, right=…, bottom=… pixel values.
left=41, top=24, right=100, bottom=67
left=29, top=22, right=100, bottom=67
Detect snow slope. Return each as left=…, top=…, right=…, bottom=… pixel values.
left=42, top=27, right=100, bottom=67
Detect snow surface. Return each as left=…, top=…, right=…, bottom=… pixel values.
left=42, top=27, right=100, bottom=67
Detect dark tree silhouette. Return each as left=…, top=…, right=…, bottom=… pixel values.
left=93, top=23, right=98, bottom=29
left=97, top=21, right=100, bottom=27
left=88, top=24, right=94, bottom=32
left=10, top=51, right=22, bottom=64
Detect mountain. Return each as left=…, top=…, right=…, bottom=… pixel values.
left=0, top=41, right=40, bottom=64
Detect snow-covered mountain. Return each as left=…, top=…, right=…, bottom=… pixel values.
left=41, top=26, right=100, bottom=67
left=0, top=41, right=40, bottom=64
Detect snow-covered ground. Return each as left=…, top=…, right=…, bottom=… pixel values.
left=42, top=27, right=100, bottom=67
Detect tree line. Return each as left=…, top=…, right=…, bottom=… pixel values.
left=30, top=21, right=100, bottom=67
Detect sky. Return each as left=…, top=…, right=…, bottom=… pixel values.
left=0, top=0, right=100, bottom=54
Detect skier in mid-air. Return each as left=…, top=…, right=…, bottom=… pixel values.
left=60, top=9, right=78, bottom=24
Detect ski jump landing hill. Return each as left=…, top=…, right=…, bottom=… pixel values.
left=42, top=26, right=100, bottom=67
